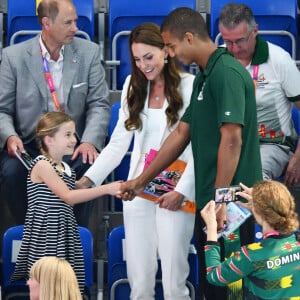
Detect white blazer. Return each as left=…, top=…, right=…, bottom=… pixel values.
left=85, top=72, right=195, bottom=200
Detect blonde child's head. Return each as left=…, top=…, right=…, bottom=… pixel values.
left=29, top=256, right=82, bottom=300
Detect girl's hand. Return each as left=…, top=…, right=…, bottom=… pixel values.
left=201, top=200, right=218, bottom=241
left=117, top=178, right=145, bottom=200
left=201, top=200, right=218, bottom=228
left=107, top=181, right=124, bottom=196
left=236, top=182, right=253, bottom=212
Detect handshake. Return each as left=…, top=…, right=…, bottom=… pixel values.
left=76, top=175, right=148, bottom=201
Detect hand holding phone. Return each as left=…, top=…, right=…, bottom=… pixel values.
left=214, top=185, right=241, bottom=203
left=15, top=149, right=33, bottom=170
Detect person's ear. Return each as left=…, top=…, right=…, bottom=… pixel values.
left=184, top=32, right=194, bottom=45
left=252, top=24, right=259, bottom=36
left=44, top=135, right=53, bottom=148
left=41, top=16, right=51, bottom=29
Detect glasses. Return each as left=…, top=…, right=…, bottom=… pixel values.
left=223, top=31, right=252, bottom=47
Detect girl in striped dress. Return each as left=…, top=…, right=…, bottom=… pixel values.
left=11, top=111, right=121, bottom=294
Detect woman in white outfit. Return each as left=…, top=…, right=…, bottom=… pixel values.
left=77, top=22, right=196, bottom=300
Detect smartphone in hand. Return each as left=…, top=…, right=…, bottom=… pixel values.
left=15, top=149, right=33, bottom=170
left=214, top=185, right=241, bottom=204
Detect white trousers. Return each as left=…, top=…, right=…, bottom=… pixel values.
left=260, top=143, right=293, bottom=180
left=123, top=197, right=195, bottom=300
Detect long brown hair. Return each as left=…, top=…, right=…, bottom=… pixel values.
left=125, top=22, right=185, bottom=131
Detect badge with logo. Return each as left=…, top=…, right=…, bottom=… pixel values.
left=197, top=82, right=205, bottom=101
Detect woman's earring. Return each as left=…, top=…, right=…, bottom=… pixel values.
left=164, top=58, right=168, bottom=64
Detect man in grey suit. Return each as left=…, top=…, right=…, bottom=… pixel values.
left=0, top=0, right=110, bottom=226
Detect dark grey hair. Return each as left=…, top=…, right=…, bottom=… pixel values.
left=218, top=2, right=257, bottom=32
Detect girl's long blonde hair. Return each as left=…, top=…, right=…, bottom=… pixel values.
left=29, top=256, right=82, bottom=300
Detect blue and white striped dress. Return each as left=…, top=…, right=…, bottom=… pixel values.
left=10, top=155, right=85, bottom=293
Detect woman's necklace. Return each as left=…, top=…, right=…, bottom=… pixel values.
left=151, top=80, right=165, bottom=103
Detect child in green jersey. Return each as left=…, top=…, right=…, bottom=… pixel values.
left=201, top=180, right=300, bottom=299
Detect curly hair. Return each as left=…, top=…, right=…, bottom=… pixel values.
left=252, top=181, right=299, bottom=234
left=125, top=22, right=185, bottom=131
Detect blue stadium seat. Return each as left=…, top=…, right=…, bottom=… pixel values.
left=7, top=0, right=40, bottom=45
left=78, top=226, right=94, bottom=298
left=107, top=225, right=199, bottom=300
left=1, top=225, right=28, bottom=300
left=210, top=0, right=298, bottom=59
left=107, top=0, right=197, bottom=90
left=72, top=0, right=94, bottom=41
left=1, top=225, right=93, bottom=299
left=7, top=0, right=94, bottom=45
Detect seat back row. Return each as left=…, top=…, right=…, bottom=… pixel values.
left=1, top=0, right=298, bottom=91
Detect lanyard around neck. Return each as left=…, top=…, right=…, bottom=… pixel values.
left=263, top=230, right=280, bottom=239
left=40, top=45, right=64, bottom=112
left=252, top=65, right=259, bottom=90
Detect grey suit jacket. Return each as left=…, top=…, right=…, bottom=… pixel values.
left=0, top=36, right=110, bottom=150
